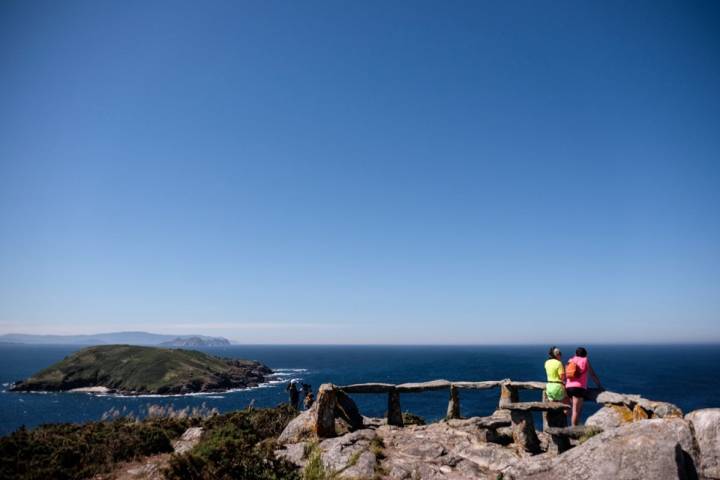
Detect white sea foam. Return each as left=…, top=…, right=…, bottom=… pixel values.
left=96, top=381, right=285, bottom=398
left=98, top=390, right=235, bottom=398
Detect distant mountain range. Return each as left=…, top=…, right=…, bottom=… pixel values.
left=0, top=331, right=231, bottom=347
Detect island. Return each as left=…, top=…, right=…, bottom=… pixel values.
left=159, top=336, right=231, bottom=347
left=9, top=344, right=272, bottom=395
left=0, top=331, right=232, bottom=346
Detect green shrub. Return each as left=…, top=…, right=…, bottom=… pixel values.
left=163, top=405, right=300, bottom=480
left=0, top=417, right=191, bottom=480
left=0, top=405, right=299, bottom=480
left=301, top=443, right=328, bottom=480
left=402, top=411, right=426, bottom=426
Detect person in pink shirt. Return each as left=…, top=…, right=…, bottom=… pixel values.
left=565, top=347, right=603, bottom=426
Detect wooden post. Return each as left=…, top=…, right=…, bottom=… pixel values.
left=315, top=384, right=337, bottom=438
left=499, top=383, right=519, bottom=407
left=509, top=410, right=541, bottom=453
left=446, top=385, right=460, bottom=419
left=387, top=389, right=404, bottom=427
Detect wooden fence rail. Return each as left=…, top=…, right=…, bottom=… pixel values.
left=331, top=379, right=555, bottom=428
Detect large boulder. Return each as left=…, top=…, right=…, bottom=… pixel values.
left=278, top=403, right=320, bottom=444
left=504, top=418, right=700, bottom=480
left=686, top=408, right=720, bottom=479
left=594, top=391, right=683, bottom=419
left=278, top=386, right=365, bottom=444
left=586, top=405, right=631, bottom=430
left=276, top=429, right=380, bottom=479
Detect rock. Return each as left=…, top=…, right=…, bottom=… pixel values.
left=509, top=410, right=541, bottom=453
left=378, top=421, right=521, bottom=477
left=586, top=405, right=629, bottom=429
left=335, top=389, right=363, bottom=430
left=318, top=429, right=379, bottom=479
left=633, top=403, right=651, bottom=421
left=388, top=390, right=403, bottom=427
left=637, top=398, right=684, bottom=419
left=447, top=385, right=460, bottom=419
left=279, top=416, right=523, bottom=479
left=504, top=418, right=700, bottom=480
left=499, top=383, right=519, bottom=407
left=275, top=442, right=308, bottom=466
left=172, top=427, right=203, bottom=454
left=362, top=415, right=387, bottom=428
left=686, top=408, right=720, bottom=479
left=278, top=385, right=375, bottom=443
left=316, top=384, right=338, bottom=437
left=278, top=403, right=320, bottom=444
left=595, top=390, right=643, bottom=405
left=593, top=391, right=683, bottom=419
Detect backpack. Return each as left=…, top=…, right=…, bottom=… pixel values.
left=566, top=359, right=581, bottom=380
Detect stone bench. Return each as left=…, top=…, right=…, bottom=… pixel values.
left=500, top=402, right=568, bottom=453
left=445, top=412, right=512, bottom=430
left=500, top=401, right=567, bottom=412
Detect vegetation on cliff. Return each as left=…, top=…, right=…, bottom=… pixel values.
left=165, top=405, right=299, bottom=479
left=0, top=416, right=191, bottom=480
left=10, top=345, right=272, bottom=394
left=0, top=405, right=299, bottom=480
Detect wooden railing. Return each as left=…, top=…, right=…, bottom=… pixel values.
left=334, top=378, right=549, bottom=427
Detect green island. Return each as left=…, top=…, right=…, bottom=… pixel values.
left=9, top=345, right=273, bottom=395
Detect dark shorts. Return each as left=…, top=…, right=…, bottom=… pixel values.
left=566, top=387, right=587, bottom=398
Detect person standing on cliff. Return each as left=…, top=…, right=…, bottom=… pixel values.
left=286, top=380, right=300, bottom=410
left=303, top=391, right=315, bottom=409
left=565, top=347, right=603, bottom=426
left=544, top=347, right=569, bottom=409
left=301, top=383, right=312, bottom=409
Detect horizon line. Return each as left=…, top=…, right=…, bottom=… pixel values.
left=2, top=341, right=719, bottom=347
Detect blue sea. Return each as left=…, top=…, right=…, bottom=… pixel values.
left=1, top=344, right=719, bottom=436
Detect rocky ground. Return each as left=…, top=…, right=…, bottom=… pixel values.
left=276, top=392, right=720, bottom=480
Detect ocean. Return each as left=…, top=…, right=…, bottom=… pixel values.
left=1, top=344, right=718, bottom=436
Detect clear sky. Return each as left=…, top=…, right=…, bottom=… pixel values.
left=1, top=1, right=719, bottom=344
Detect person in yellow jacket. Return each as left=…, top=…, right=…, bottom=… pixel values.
left=544, top=346, right=568, bottom=403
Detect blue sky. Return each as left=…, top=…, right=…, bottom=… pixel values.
left=1, top=1, right=719, bottom=343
